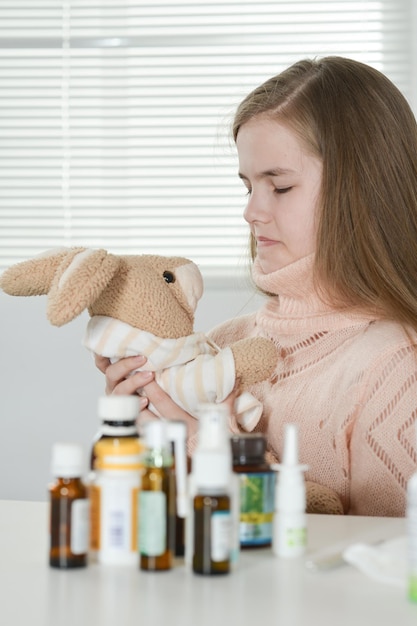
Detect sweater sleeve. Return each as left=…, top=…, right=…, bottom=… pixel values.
left=207, top=313, right=257, bottom=348
left=349, top=343, right=417, bottom=516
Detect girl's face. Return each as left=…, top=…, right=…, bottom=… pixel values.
left=236, top=115, right=322, bottom=273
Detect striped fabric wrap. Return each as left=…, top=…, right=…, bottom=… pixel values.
left=83, top=315, right=263, bottom=431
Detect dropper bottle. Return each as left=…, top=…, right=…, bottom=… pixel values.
left=272, top=423, right=308, bottom=558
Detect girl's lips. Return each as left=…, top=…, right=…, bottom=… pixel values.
left=256, top=236, right=278, bottom=246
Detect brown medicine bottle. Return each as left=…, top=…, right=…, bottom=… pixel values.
left=49, top=443, right=89, bottom=569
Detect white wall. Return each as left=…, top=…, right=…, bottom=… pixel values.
left=0, top=279, right=263, bottom=501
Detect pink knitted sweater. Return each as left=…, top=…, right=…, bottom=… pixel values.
left=209, top=255, right=417, bottom=516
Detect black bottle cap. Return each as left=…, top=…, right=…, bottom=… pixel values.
left=231, top=433, right=267, bottom=465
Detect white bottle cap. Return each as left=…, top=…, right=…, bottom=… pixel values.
left=51, top=442, right=85, bottom=478
left=143, top=419, right=169, bottom=450
left=197, top=402, right=230, bottom=450
left=98, top=395, right=140, bottom=420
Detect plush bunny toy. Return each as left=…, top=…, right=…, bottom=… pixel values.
left=0, top=246, right=345, bottom=515
left=0, top=246, right=279, bottom=431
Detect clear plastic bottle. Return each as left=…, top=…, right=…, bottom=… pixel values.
left=139, top=420, right=176, bottom=571
left=231, top=433, right=275, bottom=548
left=89, top=398, right=145, bottom=565
left=49, top=442, right=89, bottom=569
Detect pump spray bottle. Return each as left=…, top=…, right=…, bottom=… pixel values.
left=185, top=403, right=239, bottom=568
left=272, top=423, right=308, bottom=558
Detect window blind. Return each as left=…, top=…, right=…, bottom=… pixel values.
left=0, top=0, right=415, bottom=281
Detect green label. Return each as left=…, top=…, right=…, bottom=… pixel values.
left=139, top=491, right=166, bottom=556
left=238, top=472, right=275, bottom=546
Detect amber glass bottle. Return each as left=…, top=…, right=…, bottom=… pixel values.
left=49, top=443, right=89, bottom=569
left=192, top=450, right=232, bottom=576
left=139, top=421, right=175, bottom=571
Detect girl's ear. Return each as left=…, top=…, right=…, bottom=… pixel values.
left=0, top=247, right=84, bottom=297
left=47, top=248, right=121, bottom=326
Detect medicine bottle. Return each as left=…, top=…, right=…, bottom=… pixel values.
left=231, top=433, right=275, bottom=548
left=90, top=394, right=140, bottom=469
left=89, top=402, right=145, bottom=565
left=139, top=420, right=176, bottom=571
left=166, top=420, right=189, bottom=557
left=192, top=448, right=232, bottom=576
left=49, top=442, right=89, bottom=569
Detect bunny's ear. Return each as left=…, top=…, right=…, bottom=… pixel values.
left=47, top=248, right=121, bottom=326
left=0, top=247, right=82, bottom=296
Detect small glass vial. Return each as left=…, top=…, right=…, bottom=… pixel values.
left=49, top=442, right=89, bottom=569
left=192, top=449, right=232, bottom=576
left=139, top=420, right=176, bottom=571
left=231, top=433, right=275, bottom=548
left=90, top=395, right=140, bottom=469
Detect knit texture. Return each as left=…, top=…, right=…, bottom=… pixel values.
left=209, top=255, right=417, bottom=516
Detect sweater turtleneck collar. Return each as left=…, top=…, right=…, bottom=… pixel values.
left=252, top=254, right=379, bottom=334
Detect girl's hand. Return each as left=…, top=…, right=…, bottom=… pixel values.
left=94, top=354, right=153, bottom=409
left=94, top=354, right=197, bottom=426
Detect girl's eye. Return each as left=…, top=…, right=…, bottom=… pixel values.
left=275, top=186, right=292, bottom=194
left=245, top=189, right=252, bottom=196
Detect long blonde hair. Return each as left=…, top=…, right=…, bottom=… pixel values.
left=234, top=56, right=417, bottom=328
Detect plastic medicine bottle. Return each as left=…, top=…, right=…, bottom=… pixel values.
left=231, top=433, right=275, bottom=548
left=89, top=397, right=145, bottom=566
left=139, top=420, right=176, bottom=572
left=49, top=442, right=89, bottom=569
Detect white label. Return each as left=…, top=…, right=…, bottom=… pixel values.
left=211, top=511, right=231, bottom=562
left=139, top=491, right=167, bottom=556
left=70, top=499, right=89, bottom=555
left=100, top=475, right=138, bottom=558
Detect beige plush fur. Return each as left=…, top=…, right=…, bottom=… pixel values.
left=0, top=246, right=278, bottom=390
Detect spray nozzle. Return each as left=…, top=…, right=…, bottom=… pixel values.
left=271, top=423, right=308, bottom=472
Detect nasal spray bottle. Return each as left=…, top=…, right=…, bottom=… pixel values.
left=185, top=402, right=239, bottom=570
left=407, top=422, right=417, bottom=603
left=272, top=423, right=308, bottom=558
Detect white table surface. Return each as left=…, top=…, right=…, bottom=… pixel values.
left=0, top=500, right=416, bottom=626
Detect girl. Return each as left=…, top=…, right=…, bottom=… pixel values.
left=97, top=57, right=417, bottom=516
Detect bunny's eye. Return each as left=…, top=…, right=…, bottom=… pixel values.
left=163, top=270, right=176, bottom=284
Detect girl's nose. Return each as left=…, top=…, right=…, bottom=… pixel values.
left=243, top=191, right=269, bottom=224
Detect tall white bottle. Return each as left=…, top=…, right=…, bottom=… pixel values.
left=272, top=423, right=308, bottom=558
